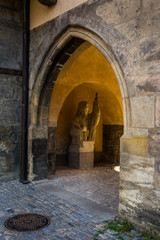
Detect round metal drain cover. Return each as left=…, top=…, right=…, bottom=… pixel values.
left=4, top=213, right=51, bottom=232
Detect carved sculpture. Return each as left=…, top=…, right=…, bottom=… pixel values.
left=69, top=94, right=100, bottom=169
left=70, top=94, right=100, bottom=144
left=69, top=101, right=88, bottom=146
left=87, top=93, right=100, bottom=140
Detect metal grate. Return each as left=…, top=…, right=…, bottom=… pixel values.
left=4, top=213, right=51, bottom=232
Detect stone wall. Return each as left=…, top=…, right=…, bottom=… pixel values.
left=103, top=125, right=123, bottom=165
left=29, top=0, right=160, bottom=234
left=0, top=1, right=23, bottom=181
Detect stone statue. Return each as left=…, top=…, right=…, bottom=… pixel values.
left=69, top=101, right=88, bottom=146
left=69, top=94, right=100, bottom=169
left=88, top=93, right=100, bottom=141
left=70, top=94, right=100, bottom=144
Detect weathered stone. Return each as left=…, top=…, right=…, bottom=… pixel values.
left=48, top=153, right=56, bottom=175
left=48, top=126, right=56, bottom=174
left=148, top=128, right=160, bottom=158
left=121, top=136, right=148, bottom=157
left=136, top=77, right=160, bottom=93
left=119, top=187, right=160, bottom=233
left=69, top=152, right=94, bottom=169
left=0, top=0, right=22, bottom=182
left=2, top=0, right=157, bottom=234
left=155, top=159, right=160, bottom=174
left=0, top=75, right=22, bottom=101
left=69, top=141, right=94, bottom=169
left=0, top=75, right=22, bottom=126
left=0, top=1, right=23, bottom=70
left=33, top=155, right=48, bottom=180
left=0, top=126, right=20, bottom=181
left=96, top=0, right=141, bottom=25
left=120, top=153, right=155, bottom=186
left=115, top=12, right=160, bottom=44
left=28, top=1, right=160, bottom=233
left=154, top=172, right=160, bottom=190
left=156, top=96, right=160, bottom=127
left=32, top=126, right=48, bottom=139
left=32, top=138, right=48, bottom=156
left=103, top=125, right=123, bottom=164
left=130, top=96, right=155, bottom=128
left=48, top=127, right=56, bottom=153
left=0, top=103, right=21, bottom=126
left=143, top=0, right=160, bottom=12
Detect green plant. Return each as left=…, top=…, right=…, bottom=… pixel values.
left=97, top=229, right=104, bottom=234
left=94, top=219, right=160, bottom=240
left=104, top=219, right=134, bottom=233
left=118, top=236, right=125, bottom=240
left=142, top=229, right=160, bottom=240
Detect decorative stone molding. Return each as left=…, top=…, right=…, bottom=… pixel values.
left=37, top=0, right=57, bottom=7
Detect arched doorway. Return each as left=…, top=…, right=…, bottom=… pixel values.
left=28, top=26, right=130, bottom=181
left=49, top=45, right=124, bottom=168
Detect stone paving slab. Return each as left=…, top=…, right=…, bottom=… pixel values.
left=36, top=184, right=117, bottom=220
left=48, top=166, right=119, bottom=211
left=0, top=180, right=101, bottom=239
left=0, top=167, right=119, bottom=240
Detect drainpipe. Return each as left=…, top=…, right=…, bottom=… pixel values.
left=20, top=0, right=30, bottom=184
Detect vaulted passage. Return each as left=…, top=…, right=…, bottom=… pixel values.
left=29, top=31, right=128, bottom=230
left=49, top=44, right=124, bottom=168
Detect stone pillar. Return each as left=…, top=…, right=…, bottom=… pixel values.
left=69, top=141, right=94, bottom=169
left=48, top=126, right=56, bottom=175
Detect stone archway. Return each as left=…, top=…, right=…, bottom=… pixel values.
left=28, top=26, right=131, bottom=180
left=49, top=44, right=124, bottom=168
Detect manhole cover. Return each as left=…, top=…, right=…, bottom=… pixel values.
left=4, top=213, right=51, bottom=232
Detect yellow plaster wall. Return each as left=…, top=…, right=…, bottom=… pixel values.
left=49, top=45, right=123, bottom=126
left=49, top=44, right=123, bottom=154
left=30, top=0, right=88, bottom=29
left=56, top=84, right=104, bottom=153
left=56, top=82, right=122, bottom=153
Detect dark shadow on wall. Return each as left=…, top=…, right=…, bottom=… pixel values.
left=102, top=125, right=124, bottom=165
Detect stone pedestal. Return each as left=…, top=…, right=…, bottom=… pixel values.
left=69, top=141, right=94, bottom=169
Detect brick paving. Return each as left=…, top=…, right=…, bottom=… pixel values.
left=0, top=167, right=144, bottom=240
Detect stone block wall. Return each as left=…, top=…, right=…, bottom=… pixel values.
left=29, top=0, right=160, bottom=234
left=103, top=125, right=123, bottom=165
left=0, top=1, right=23, bottom=181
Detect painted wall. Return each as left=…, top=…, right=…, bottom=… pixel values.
left=30, top=0, right=88, bottom=29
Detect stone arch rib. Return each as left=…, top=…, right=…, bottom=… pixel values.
left=28, top=26, right=131, bottom=180
left=30, top=26, right=131, bottom=130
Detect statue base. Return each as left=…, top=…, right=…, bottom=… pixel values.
left=69, top=141, right=94, bottom=169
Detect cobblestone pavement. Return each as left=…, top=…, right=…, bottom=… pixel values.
left=50, top=166, right=119, bottom=211
left=0, top=167, right=144, bottom=240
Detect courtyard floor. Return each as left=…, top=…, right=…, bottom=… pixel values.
left=0, top=167, right=145, bottom=240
